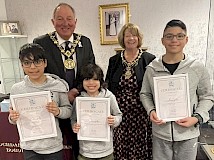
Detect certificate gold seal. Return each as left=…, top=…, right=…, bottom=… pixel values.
left=64, top=59, right=75, bottom=69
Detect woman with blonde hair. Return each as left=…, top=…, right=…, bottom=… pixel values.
left=106, top=23, right=155, bottom=159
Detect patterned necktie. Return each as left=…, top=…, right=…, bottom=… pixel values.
left=64, top=41, right=75, bottom=89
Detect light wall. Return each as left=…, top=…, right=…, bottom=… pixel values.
left=206, top=0, right=214, bottom=87
left=0, top=0, right=7, bottom=20
left=4, top=0, right=213, bottom=78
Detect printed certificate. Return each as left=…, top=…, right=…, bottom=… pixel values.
left=154, top=74, right=191, bottom=122
left=76, top=97, right=110, bottom=141
left=10, top=91, right=57, bottom=142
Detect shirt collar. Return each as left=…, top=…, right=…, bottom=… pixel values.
left=55, top=32, right=74, bottom=46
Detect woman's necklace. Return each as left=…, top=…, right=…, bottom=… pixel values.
left=121, top=49, right=143, bottom=79
left=49, top=31, right=82, bottom=69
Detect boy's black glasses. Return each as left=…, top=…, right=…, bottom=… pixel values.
left=163, top=33, right=186, bottom=40
left=22, top=59, right=44, bottom=68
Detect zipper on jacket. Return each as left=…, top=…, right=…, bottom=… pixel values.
left=171, top=121, right=174, bottom=141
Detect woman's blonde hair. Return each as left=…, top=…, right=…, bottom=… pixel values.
left=118, top=23, right=143, bottom=49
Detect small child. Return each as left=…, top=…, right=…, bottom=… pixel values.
left=71, top=64, right=122, bottom=160
left=9, top=43, right=72, bottom=160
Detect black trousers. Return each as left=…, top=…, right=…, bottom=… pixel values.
left=23, top=150, right=63, bottom=160
left=59, top=118, right=79, bottom=160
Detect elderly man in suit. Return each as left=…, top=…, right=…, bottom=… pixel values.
left=33, top=3, right=95, bottom=160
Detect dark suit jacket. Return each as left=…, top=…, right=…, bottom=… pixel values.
left=105, top=51, right=156, bottom=95
left=33, top=32, right=95, bottom=88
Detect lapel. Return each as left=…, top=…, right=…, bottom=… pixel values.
left=112, top=53, right=123, bottom=82
left=74, top=33, right=82, bottom=74
left=134, top=53, right=145, bottom=82
left=52, top=43, right=64, bottom=69
left=48, top=33, right=65, bottom=76
left=48, top=32, right=66, bottom=78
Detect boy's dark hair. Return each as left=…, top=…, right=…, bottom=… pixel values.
left=163, top=19, right=187, bottom=33
left=19, top=43, right=46, bottom=61
left=79, top=64, right=107, bottom=92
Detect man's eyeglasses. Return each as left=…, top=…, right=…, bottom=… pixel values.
left=163, top=33, right=186, bottom=40
left=22, top=59, right=44, bottom=68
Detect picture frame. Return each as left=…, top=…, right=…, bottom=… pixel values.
left=0, top=21, right=22, bottom=36
left=99, top=3, right=130, bottom=45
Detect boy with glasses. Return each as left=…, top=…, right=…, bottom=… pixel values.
left=140, top=19, right=214, bottom=160
left=9, top=43, right=72, bottom=160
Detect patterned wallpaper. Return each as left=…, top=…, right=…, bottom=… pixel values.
left=4, top=0, right=213, bottom=78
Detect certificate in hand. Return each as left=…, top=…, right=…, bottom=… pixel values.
left=154, top=74, right=191, bottom=122
left=10, top=91, right=57, bottom=142
left=76, top=97, right=110, bottom=142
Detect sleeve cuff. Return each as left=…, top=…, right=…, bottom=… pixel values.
left=192, top=113, right=203, bottom=125
left=149, top=109, right=156, bottom=116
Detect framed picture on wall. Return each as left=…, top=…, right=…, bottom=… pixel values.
left=99, top=3, right=129, bottom=45
left=0, top=21, right=22, bottom=36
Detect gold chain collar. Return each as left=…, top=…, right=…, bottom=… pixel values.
left=49, top=32, right=82, bottom=69
left=121, top=49, right=143, bottom=79
left=48, top=31, right=82, bottom=58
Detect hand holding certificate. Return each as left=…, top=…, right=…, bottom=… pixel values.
left=76, top=97, right=110, bottom=142
left=154, top=74, right=191, bottom=122
left=10, top=91, right=57, bottom=142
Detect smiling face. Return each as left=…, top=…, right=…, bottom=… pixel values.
left=51, top=4, right=77, bottom=40
left=83, top=76, right=100, bottom=97
left=124, top=29, right=139, bottom=50
left=22, top=57, right=47, bottom=83
left=162, top=26, right=188, bottom=55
